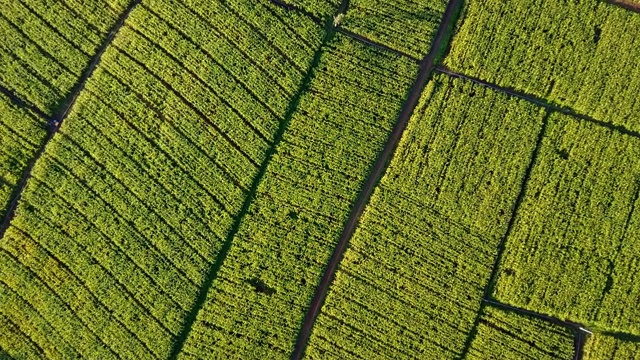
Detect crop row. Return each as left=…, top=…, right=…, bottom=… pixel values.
left=494, top=112, right=640, bottom=335
left=584, top=333, right=640, bottom=360
left=343, top=0, right=448, bottom=58
left=176, top=33, right=419, bottom=359
left=445, top=0, right=640, bottom=132
left=0, top=1, right=327, bottom=358
left=0, top=0, right=133, bottom=115
left=0, top=93, right=47, bottom=219
left=287, top=0, right=341, bottom=17
left=304, top=74, right=545, bottom=359
left=466, top=306, right=575, bottom=360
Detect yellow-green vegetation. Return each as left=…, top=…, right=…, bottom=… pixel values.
left=584, top=334, right=640, bottom=360
left=0, top=0, right=135, bottom=115
left=0, top=94, right=47, bottom=219
left=304, top=74, right=545, bottom=359
left=178, top=34, right=418, bottom=359
left=343, top=0, right=448, bottom=58
left=446, top=0, right=640, bottom=132
left=494, top=113, right=640, bottom=335
left=466, top=306, right=575, bottom=360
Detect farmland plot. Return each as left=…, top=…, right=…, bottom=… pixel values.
left=0, top=93, right=47, bottom=219
left=465, top=306, right=575, bottom=360
left=177, top=33, right=418, bottom=359
left=0, top=0, right=135, bottom=115
left=303, top=74, right=545, bottom=359
left=494, top=113, right=640, bottom=335
left=0, top=1, right=324, bottom=359
left=445, top=0, right=640, bottom=132
left=343, top=0, right=448, bottom=58
left=584, top=334, right=640, bottom=360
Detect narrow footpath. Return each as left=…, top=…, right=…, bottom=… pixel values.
left=289, top=0, right=463, bottom=357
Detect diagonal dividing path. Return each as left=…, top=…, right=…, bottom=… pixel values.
left=0, top=0, right=142, bottom=241
left=289, top=0, right=464, bottom=357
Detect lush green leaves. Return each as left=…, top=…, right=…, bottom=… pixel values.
left=495, top=113, right=640, bottom=335
left=344, top=0, right=448, bottom=58
left=178, top=34, right=418, bottom=359
left=0, top=1, right=325, bottom=358
left=446, top=0, right=640, bottom=132
left=466, top=306, right=575, bottom=360
left=0, top=94, right=47, bottom=219
left=304, top=74, right=545, bottom=359
left=584, top=334, right=640, bottom=360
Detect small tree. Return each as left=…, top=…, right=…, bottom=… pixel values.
left=333, top=13, right=344, bottom=27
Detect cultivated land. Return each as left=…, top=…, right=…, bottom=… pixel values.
left=1, top=0, right=640, bottom=359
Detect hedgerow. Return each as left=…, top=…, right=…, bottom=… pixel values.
left=304, top=73, right=545, bottom=359
left=466, top=306, right=575, bottom=360
left=445, top=0, right=640, bottom=132
left=0, top=93, right=47, bottom=219
left=494, top=112, right=640, bottom=335
left=0, top=1, right=325, bottom=358
left=344, top=0, right=448, bottom=58
left=177, top=33, right=419, bottom=359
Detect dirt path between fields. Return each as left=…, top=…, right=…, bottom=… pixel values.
left=336, top=28, right=420, bottom=62
left=0, top=0, right=141, bottom=240
left=289, top=0, right=463, bottom=358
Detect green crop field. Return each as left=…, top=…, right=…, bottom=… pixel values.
left=446, top=0, right=640, bottom=132
left=343, top=0, right=448, bottom=58
left=1, top=0, right=639, bottom=359
left=0, top=94, right=47, bottom=219
left=305, top=73, right=544, bottom=359
left=466, top=306, right=575, bottom=360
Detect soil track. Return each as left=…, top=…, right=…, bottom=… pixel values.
left=289, top=0, right=463, bottom=357
left=0, top=0, right=141, bottom=241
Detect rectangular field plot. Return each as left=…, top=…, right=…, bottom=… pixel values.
left=584, top=334, right=640, bottom=360
left=177, top=33, right=419, bottom=359
left=494, top=112, right=640, bottom=335
left=0, top=93, right=47, bottom=219
left=0, top=0, right=135, bottom=115
left=0, top=2, right=324, bottom=359
left=303, top=74, right=545, bottom=359
left=445, top=0, right=640, bottom=132
left=466, top=306, right=575, bottom=360
left=343, top=0, right=448, bottom=58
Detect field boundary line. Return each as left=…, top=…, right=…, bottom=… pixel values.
left=335, top=28, right=420, bottom=63
left=0, top=84, right=51, bottom=121
left=484, top=299, right=592, bottom=360
left=436, top=67, right=640, bottom=140
left=166, top=19, right=335, bottom=360
left=268, top=0, right=324, bottom=23
left=0, top=0, right=141, bottom=240
left=457, top=109, right=551, bottom=359
left=290, top=0, right=464, bottom=357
